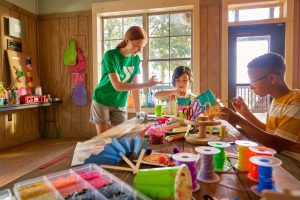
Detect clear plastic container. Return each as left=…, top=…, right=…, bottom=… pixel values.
left=0, top=189, right=13, bottom=200
left=13, top=164, right=150, bottom=200
left=72, top=164, right=151, bottom=200
left=14, top=176, right=63, bottom=200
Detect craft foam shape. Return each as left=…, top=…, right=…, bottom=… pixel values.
left=84, top=153, right=120, bottom=165
left=118, top=137, right=132, bottom=156
left=133, top=136, right=147, bottom=158
left=196, top=89, right=217, bottom=106
left=111, top=138, right=126, bottom=155
left=177, top=97, right=191, bottom=106
left=84, top=144, right=122, bottom=165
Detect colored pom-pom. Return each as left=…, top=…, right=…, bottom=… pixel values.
left=173, top=146, right=180, bottom=154
left=159, top=155, right=169, bottom=164
left=145, top=148, right=152, bottom=155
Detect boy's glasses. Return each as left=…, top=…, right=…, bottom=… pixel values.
left=250, top=73, right=280, bottom=85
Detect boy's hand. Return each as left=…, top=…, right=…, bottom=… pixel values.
left=231, top=97, right=250, bottom=115
left=219, top=107, right=242, bottom=126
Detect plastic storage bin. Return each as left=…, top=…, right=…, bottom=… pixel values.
left=0, top=189, right=13, bottom=200
left=13, top=164, right=150, bottom=200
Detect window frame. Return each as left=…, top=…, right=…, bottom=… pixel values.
left=101, top=10, right=193, bottom=90
left=92, top=0, right=200, bottom=95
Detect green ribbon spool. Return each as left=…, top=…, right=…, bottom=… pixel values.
left=134, top=165, right=192, bottom=200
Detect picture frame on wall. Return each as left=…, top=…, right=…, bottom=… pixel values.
left=4, top=17, right=23, bottom=39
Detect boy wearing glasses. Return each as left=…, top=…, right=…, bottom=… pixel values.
left=221, top=53, right=300, bottom=153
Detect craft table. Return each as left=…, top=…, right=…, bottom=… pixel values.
left=1, top=119, right=299, bottom=199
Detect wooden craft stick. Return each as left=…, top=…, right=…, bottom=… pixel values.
left=166, top=134, right=185, bottom=142
left=119, top=152, right=136, bottom=170
left=135, top=149, right=145, bottom=171
left=163, top=122, right=181, bottom=131
left=100, top=165, right=133, bottom=172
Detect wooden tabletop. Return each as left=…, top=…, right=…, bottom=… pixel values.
left=2, top=119, right=300, bottom=200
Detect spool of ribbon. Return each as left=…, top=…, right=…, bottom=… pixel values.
left=250, top=156, right=282, bottom=196
left=195, top=146, right=220, bottom=183
left=248, top=146, right=276, bottom=182
left=208, top=141, right=232, bottom=172
left=172, top=152, right=200, bottom=191
left=235, top=140, right=258, bottom=171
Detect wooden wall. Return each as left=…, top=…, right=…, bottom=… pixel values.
left=38, top=12, right=97, bottom=138
left=0, top=1, right=39, bottom=150
left=293, top=0, right=300, bottom=89
left=199, top=0, right=222, bottom=96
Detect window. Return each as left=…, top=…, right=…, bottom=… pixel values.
left=229, top=6, right=280, bottom=22
left=102, top=11, right=192, bottom=98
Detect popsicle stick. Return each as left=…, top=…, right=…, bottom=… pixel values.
left=100, top=165, right=133, bottom=172
left=135, top=149, right=145, bottom=172
left=119, top=152, right=136, bottom=170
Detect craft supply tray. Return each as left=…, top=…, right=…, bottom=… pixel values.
left=13, top=164, right=150, bottom=200
left=0, top=188, right=13, bottom=200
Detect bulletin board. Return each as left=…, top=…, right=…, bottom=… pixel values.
left=6, top=50, right=40, bottom=90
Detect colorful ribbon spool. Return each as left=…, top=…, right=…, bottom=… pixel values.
left=250, top=156, right=282, bottom=196
left=172, top=153, right=200, bottom=192
left=248, top=146, right=276, bottom=182
left=208, top=141, right=232, bottom=172
left=235, top=140, right=258, bottom=171
left=195, top=146, right=220, bottom=183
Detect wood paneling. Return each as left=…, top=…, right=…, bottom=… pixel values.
left=0, top=2, right=39, bottom=150
left=38, top=11, right=96, bottom=138
left=293, top=0, right=300, bottom=88
left=200, top=2, right=221, bottom=97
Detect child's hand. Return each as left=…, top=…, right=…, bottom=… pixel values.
left=176, top=90, right=186, bottom=97
left=231, top=97, right=250, bottom=115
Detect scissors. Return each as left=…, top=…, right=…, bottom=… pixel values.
left=183, top=106, right=193, bottom=120
left=191, top=99, right=206, bottom=120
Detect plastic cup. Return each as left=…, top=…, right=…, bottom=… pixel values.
left=154, top=105, right=163, bottom=117
left=134, top=165, right=192, bottom=200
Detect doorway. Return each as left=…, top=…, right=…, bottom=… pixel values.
left=228, top=23, right=285, bottom=113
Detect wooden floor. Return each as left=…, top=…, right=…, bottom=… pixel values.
left=0, top=138, right=82, bottom=188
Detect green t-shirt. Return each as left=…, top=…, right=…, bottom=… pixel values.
left=93, top=48, right=140, bottom=107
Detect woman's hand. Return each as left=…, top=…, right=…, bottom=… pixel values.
left=147, top=75, right=160, bottom=87
left=231, top=97, right=251, bottom=116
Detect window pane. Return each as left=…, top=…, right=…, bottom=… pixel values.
left=149, top=14, right=169, bottom=37
left=228, top=10, right=235, bottom=22
left=104, top=18, right=123, bottom=39
left=170, top=60, right=191, bottom=72
left=170, top=12, right=191, bottom=36
left=149, top=37, right=169, bottom=59
left=149, top=61, right=170, bottom=84
left=274, top=6, right=280, bottom=18
left=236, top=36, right=270, bottom=84
left=104, top=40, right=122, bottom=52
left=170, top=36, right=191, bottom=58
left=123, top=16, right=143, bottom=35
left=239, top=8, right=270, bottom=21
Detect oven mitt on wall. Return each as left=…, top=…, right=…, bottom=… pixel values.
left=72, top=81, right=87, bottom=106
left=68, top=47, right=86, bottom=73
left=63, top=39, right=77, bottom=66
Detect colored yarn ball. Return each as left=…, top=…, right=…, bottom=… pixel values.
left=159, top=155, right=169, bottom=164
left=145, top=148, right=152, bottom=155
left=173, top=146, right=180, bottom=154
